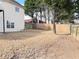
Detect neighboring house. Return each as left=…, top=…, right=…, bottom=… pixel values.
left=24, top=15, right=32, bottom=24
left=74, top=19, right=79, bottom=24
left=0, top=0, right=24, bottom=33
left=73, top=13, right=79, bottom=24
left=33, top=9, right=54, bottom=24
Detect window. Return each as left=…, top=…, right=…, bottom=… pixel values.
left=7, top=21, right=10, bottom=28
left=7, top=21, right=15, bottom=28
left=11, top=23, right=14, bottom=28
left=15, top=7, right=20, bottom=13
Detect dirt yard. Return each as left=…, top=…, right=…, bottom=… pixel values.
left=0, top=29, right=79, bottom=59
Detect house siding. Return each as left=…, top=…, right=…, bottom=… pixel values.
left=0, top=0, right=24, bottom=32
left=0, top=12, right=3, bottom=32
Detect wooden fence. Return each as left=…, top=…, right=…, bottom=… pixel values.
left=33, top=23, right=71, bottom=34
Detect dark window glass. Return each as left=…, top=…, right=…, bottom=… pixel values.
left=7, top=21, right=15, bottom=28
left=11, top=23, right=14, bottom=28
left=7, top=21, right=10, bottom=28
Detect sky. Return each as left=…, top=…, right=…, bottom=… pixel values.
left=16, top=0, right=25, bottom=5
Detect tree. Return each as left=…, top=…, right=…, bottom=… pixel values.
left=24, top=0, right=78, bottom=33
left=44, top=0, right=74, bottom=33
left=24, top=0, right=47, bottom=23
left=24, top=0, right=40, bottom=18
left=45, top=0, right=57, bottom=33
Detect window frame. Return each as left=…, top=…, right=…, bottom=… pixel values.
left=6, top=21, right=15, bottom=28
left=11, top=22, right=14, bottom=28
left=15, top=7, right=20, bottom=13
left=7, top=21, right=10, bottom=28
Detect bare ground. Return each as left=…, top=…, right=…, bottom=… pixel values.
left=0, top=30, right=79, bottom=59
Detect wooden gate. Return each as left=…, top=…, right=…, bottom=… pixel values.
left=55, top=24, right=71, bottom=35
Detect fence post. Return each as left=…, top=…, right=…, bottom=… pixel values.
left=70, top=24, right=72, bottom=35
left=76, top=26, right=78, bottom=36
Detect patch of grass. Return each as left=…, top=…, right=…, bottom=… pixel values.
left=25, top=24, right=32, bottom=29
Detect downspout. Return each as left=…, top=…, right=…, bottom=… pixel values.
left=0, top=10, right=5, bottom=33
left=3, top=10, right=5, bottom=33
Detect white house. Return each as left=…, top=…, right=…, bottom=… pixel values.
left=0, top=0, right=24, bottom=33
left=33, top=9, right=54, bottom=24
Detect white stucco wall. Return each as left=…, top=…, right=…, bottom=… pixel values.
left=0, top=0, right=24, bottom=32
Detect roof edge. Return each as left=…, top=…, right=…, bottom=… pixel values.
left=11, top=0, right=24, bottom=8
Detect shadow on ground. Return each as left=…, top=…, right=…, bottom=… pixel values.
left=0, top=29, right=45, bottom=40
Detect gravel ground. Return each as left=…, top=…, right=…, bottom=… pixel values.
left=0, top=30, right=79, bottom=59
